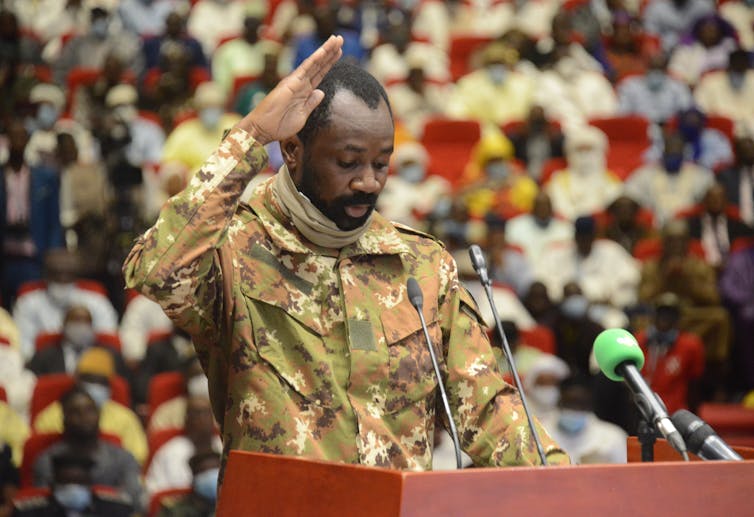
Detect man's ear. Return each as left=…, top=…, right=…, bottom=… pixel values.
left=280, top=135, right=304, bottom=182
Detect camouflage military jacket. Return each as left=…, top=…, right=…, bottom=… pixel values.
left=123, top=128, right=568, bottom=471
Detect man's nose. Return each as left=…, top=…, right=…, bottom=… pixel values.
left=351, top=166, right=381, bottom=194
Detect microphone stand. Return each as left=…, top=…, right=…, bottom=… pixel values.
left=637, top=417, right=657, bottom=462
left=468, top=246, right=549, bottom=466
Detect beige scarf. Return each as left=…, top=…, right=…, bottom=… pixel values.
left=272, top=165, right=372, bottom=249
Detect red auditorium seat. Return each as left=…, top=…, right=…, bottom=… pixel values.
left=30, top=374, right=132, bottom=423
left=147, top=372, right=186, bottom=423
left=698, top=403, right=754, bottom=448
left=420, top=117, right=481, bottom=187
left=448, top=35, right=494, bottom=81
left=632, top=237, right=706, bottom=262
left=520, top=325, right=556, bottom=355
left=589, top=115, right=651, bottom=180
left=34, top=332, right=122, bottom=353
left=145, top=428, right=185, bottom=473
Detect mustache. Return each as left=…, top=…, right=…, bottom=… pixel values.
left=340, top=193, right=378, bottom=207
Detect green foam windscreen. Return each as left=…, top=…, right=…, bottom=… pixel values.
left=593, top=328, right=645, bottom=382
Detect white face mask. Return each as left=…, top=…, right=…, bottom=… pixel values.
left=54, top=484, right=92, bottom=511
left=529, top=385, right=560, bottom=409
left=398, top=163, right=425, bottom=183
left=199, top=107, right=223, bottom=129
left=568, top=149, right=605, bottom=176
left=188, top=374, right=210, bottom=397
left=63, top=322, right=95, bottom=351
left=47, top=282, right=75, bottom=307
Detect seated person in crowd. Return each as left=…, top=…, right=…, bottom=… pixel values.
left=13, top=250, right=118, bottom=361
left=522, top=281, right=560, bottom=330
left=626, top=130, right=715, bottom=227
left=119, top=293, right=175, bottom=366
left=602, top=194, right=656, bottom=254
left=384, top=61, right=450, bottom=138
left=545, top=126, right=621, bottom=221
left=720, top=244, right=754, bottom=394
left=457, top=131, right=538, bottom=220
left=535, top=216, right=640, bottom=309
left=33, top=348, right=147, bottom=466
left=638, top=220, right=730, bottom=397
left=485, top=218, right=534, bottom=296
left=521, top=353, right=570, bottom=422
left=636, top=293, right=705, bottom=413
left=1, top=443, right=18, bottom=517
left=694, top=48, right=754, bottom=130
left=32, top=386, right=144, bottom=511
left=551, top=282, right=606, bottom=377
left=0, top=316, right=35, bottom=421
left=143, top=10, right=207, bottom=72
left=27, top=305, right=129, bottom=379
left=545, top=376, right=628, bottom=464
left=505, top=192, right=574, bottom=272
left=504, top=105, right=565, bottom=182
left=155, top=451, right=220, bottom=517
left=617, top=52, right=693, bottom=124
left=668, top=15, right=737, bottom=86
left=0, top=399, right=28, bottom=470
left=145, top=395, right=222, bottom=497
left=13, top=453, right=134, bottom=516
left=684, top=182, right=754, bottom=269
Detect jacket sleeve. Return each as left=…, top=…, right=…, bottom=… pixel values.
left=122, top=127, right=268, bottom=342
left=437, top=251, right=569, bottom=467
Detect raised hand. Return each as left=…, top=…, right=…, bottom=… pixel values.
left=237, top=35, right=343, bottom=145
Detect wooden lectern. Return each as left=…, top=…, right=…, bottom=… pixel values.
left=217, top=445, right=754, bottom=516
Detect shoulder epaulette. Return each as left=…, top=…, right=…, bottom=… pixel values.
left=391, top=222, right=445, bottom=248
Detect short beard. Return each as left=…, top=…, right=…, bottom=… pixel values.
left=298, top=151, right=377, bottom=231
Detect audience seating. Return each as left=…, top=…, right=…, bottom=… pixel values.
left=34, top=332, right=122, bottom=353
left=420, top=117, right=481, bottom=186
left=448, top=35, right=494, bottom=81
left=144, top=428, right=185, bottom=473
left=149, top=487, right=193, bottom=517
left=589, top=115, right=651, bottom=180
left=147, top=372, right=186, bottom=423
left=699, top=403, right=754, bottom=448
left=631, top=237, right=706, bottom=261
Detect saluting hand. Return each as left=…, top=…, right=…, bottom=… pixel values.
left=237, top=35, right=343, bottom=145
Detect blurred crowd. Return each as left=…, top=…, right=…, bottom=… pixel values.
left=2, top=0, right=754, bottom=514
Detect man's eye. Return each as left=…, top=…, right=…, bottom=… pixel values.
left=338, top=161, right=358, bottom=169
left=373, top=162, right=388, bottom=171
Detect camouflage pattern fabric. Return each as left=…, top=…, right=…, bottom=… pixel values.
left=123, top=128, right=569, bottom=473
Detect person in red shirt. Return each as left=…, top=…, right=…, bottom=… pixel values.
left=636, top=293, right=705, bottom=414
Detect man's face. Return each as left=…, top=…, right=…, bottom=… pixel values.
left=287, top=90, right=394, bottom=231
left=63, top=393, right=100, bottom=440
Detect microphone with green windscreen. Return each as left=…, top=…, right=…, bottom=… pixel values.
left=593, top=328, right=645, bottom=382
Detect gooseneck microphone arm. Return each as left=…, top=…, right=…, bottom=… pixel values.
left=406, top=278, right=462, bottom=469
left=467, top=245, right=549, bottom=466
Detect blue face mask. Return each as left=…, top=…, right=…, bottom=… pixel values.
left=398, top=163, right=425, bottom=183
left=561, top=295, right=589, bottom=319
left=485, top=162, right=509, bottom=181
left=81, top=381, right=111, bottom=407
left=36, top=103, right=60, bottom=130
left=54, top=484, right=92, bottom=511
left=662, top=154, right=684, bottom=173
left=91, top=18, right=109, bottom=38
left=193, top=467, right=220, bottom=502
left=729, top=71, right=745, bottom=91
left=199, top=107, right=223, bottom=129
left=645, top=70, right=666, bottom=91
left=557, top=409, right=589, bottom=435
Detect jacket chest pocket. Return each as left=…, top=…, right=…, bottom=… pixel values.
left=380, top=303, right=441, bottom=414
left=241, top=286, right=344, bottom=411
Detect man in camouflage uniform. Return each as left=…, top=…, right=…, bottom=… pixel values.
left=124, top=36, right=568, bottom=472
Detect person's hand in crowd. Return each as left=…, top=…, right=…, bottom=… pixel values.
left=237, top=34, right=343, bottom=145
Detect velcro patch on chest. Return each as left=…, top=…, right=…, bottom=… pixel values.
left=347, top=318, right=377, bottom=351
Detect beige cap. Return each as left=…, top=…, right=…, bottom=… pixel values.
left=30, top=84, right=66, bottom=110
left=565, top=125, right=608, bottom=153
left=393, top=142, right=429, bottom=168
left=193, top=82, right=226, bottom=110
left=105, top=84, right=138, bottom=107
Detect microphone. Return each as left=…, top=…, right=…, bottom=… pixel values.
left=467, top=245, right=549, bottom=466
left=671, top=409, right=743, bottom=461
left=593, top=328, right=688, bottom=459
left=406, top=278, right=463, bottom=469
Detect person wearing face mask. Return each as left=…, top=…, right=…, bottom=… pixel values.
left=12, top=249, right=118, bottom=361
left=695, top=48, right=754, bottom=130
left=160, top=81, right=241, bottom=181
left=521, top=354, right=570, bottom=421
left=626, top=130, right=715, bottom=227
left=32, top=386, right=144, bottom=512
left=155, top=451, right=221, bottom=517
left=546, top=376, right=628, bottom=465
left=446, top=42, right=535, bottom=126
left=617, top=53, right=693, bottom=124
left=458, top=130, right=538, bottom=220
left=32, top=347, right=148, bottom=467
left=146, top=395, right=222, bottom=497
left=54, top=7, right=143, bottom=86
left=506, top=192, right=574, bottom=271
left=12, top=453, right=135, bottom=516
left=551, top=282, right=606, bottom=377
left=505, top=105, right=565, bottom=181
left=535, top=216, right=640, bottom=313
left=718, top=127, right=754, bottom=226
left=376, top=142, right=450, bottom=228
left=0, top=121, right=63, bottom=310
left=545, top=126, right=622, bottom=221
left=636, top=293, right=705, bottom=414
left=24, top=84, right=66, bottom=168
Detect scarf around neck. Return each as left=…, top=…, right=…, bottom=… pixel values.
left=271, top=165, right=372, bottom=249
